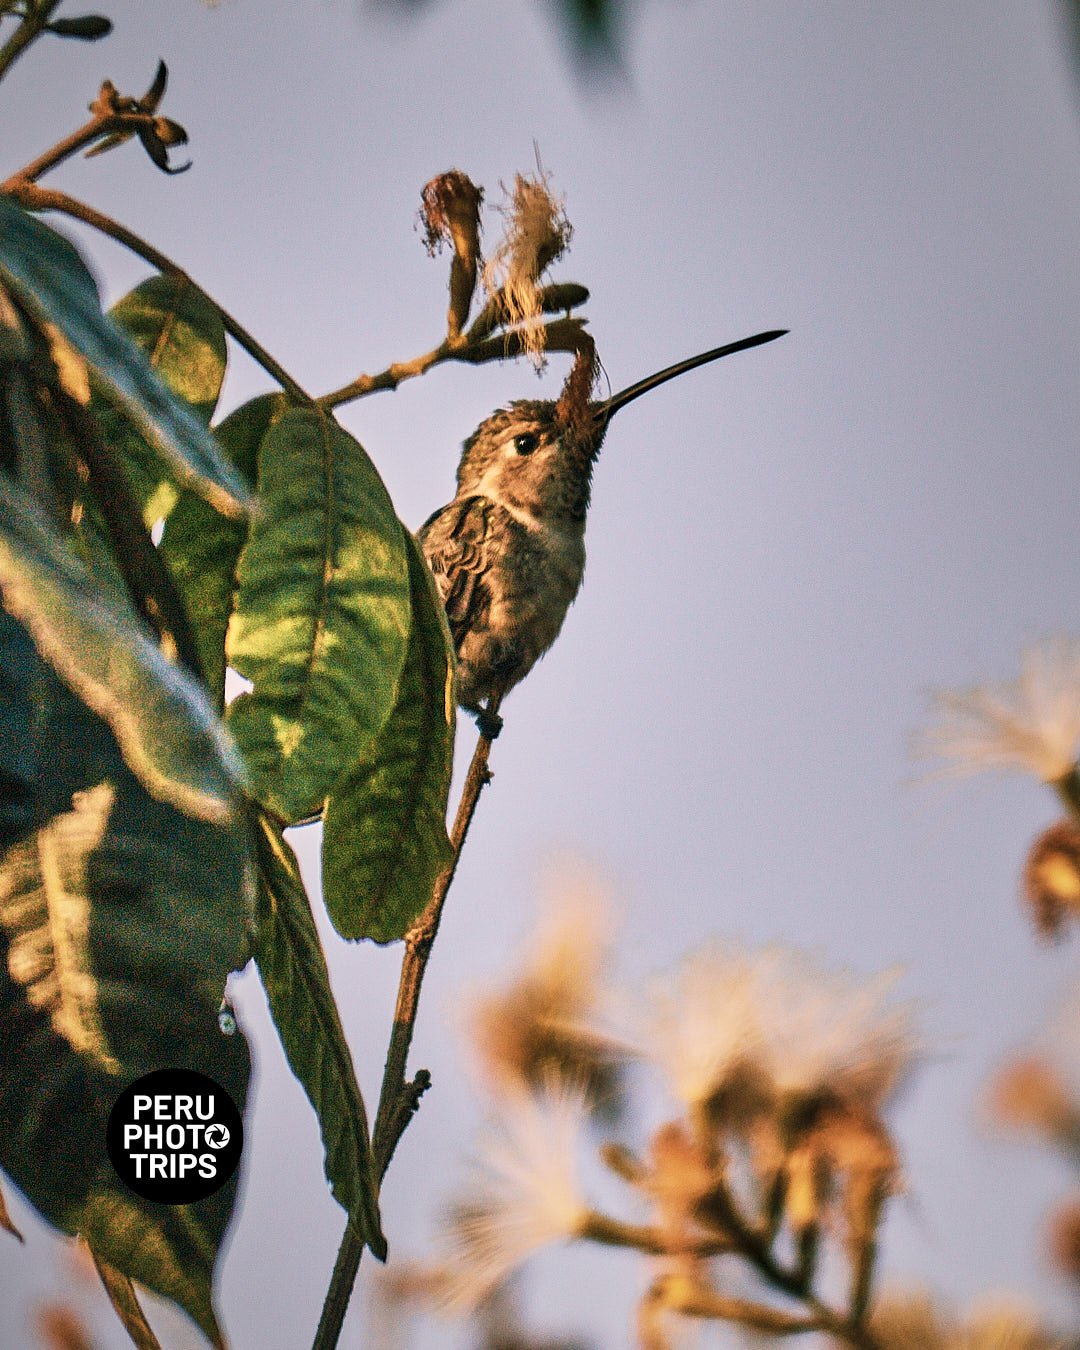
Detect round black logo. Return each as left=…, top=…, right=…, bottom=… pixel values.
left=106, top=1068, right=243, bottom=1205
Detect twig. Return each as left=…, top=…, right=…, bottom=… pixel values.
left=581, top=1212, right=732, bottom=1257
left=0, top=0, right=62, bottom=84
left=375, top=692, right=504, bottom=1168
left=697, top=1171, right=882, bottom=1348
left=2, top=112, right=122, bottom=188
left=2, top=181, right=313, bottom=404
left=318, top=296, right=591, bottom=410
left=311, top=695, right=503, bottom=1350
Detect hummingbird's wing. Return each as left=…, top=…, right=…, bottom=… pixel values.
left=418, top=494, right=494, bottom=651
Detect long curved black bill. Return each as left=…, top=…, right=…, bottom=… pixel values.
left=594, top=329, right=788, bottom=423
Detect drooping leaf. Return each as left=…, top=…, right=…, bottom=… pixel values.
left=0, top=601, right=42, bottom=853
left=160, top=394, right=288, bottom=709
left=322, top=531, right=455, bottom=942
left=250, top=811, right=385, bottom=1257
left=0, top=199, right=249, bottom=518
left=227, top=407, right=411, bottom=822
left=89, top=1248, right=163, bottom=1350
left=90, top=274, right=227, bottom=524
left=0, top=1178, right=23, bottom=1242
left=0, top=614, right=251, bottom=1345
left=0, top=478, right=243, bottom=824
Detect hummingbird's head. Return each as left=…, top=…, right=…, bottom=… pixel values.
left=456, top=399, right=602, bottom=524
left=454, top=329, right=788, bottom=525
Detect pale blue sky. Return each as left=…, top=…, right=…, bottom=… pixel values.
left=5, top=2, right=1080, bottom=1346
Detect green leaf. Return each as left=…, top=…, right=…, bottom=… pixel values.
left=0, top=199, right=249, bottom=519
left=0, top=478, right=243, bottom=824
left=322, top=532, right=455, bottom=942
left=250, top=810, right=385, bottom=1257
left=226, top=407, right=411, bottom=822
left=160, top=394, right=288, bottom=709
left=90, top=274, right=228, bottom=524
left=0, top=616, right=251, bottom=1345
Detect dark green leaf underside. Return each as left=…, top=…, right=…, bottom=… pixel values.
left=322, top=532, right=455, bottom=942
left=251, top=811, right=385, bottom=1256
left=0, top=478, right=243, bottom=823
left=0, top=199, right=248, bottom=517
left=0, top=612, right=250, bottom=1343
left=91, top=273, right=228, bottom=523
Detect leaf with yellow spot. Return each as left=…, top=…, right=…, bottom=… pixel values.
left=226, top=407, right=411, bottom=823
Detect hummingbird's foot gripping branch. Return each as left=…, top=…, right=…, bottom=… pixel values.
left=471, top=705, right=504, bottom=740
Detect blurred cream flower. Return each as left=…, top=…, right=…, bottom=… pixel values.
left=620, top=941, right=916, bottom=1118
left=629, top=941, right=762, bottom=1111
left=464, top=858, right=623, bottom=1113
left=752, top=950, right=917, bottom=1113
left=436, top=1082, right=591, bottom=1313
left=953, top=1300, right=1062, bottom=1350
left=919, top=639, right=1080, bottom=783
left=869, top=1293, right=1062, bottom=1350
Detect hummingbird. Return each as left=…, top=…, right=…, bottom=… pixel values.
left=420, top=329, right=786, bottom=737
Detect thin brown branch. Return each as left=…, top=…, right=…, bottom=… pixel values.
left=1, top=113, right=120, bottom=189
left=317, top=337, right=456, bottom=408
left=374, top=693, right=504, bottom=1170
left=695, top=1171, right=883, bottom=1348
left=312, top=695, right=504, bottom=1350
left=2, top=182, right=312, bottom=403
left=317, top=290, right=590, bottom=410
left=581, top=1211, right=733, bottom=1257
left=652, top=1275, right=824, bottom=1336
left=0, top=0, right=62, bottom=84
left=453, top=317, right=591, bottom=369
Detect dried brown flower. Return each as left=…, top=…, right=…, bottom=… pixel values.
left=33, top=1304, right=97, bottom=1350
left=989, top=1056, right=1076, bottom=1141
left=465, top=860, right=622, bottom=1115
left=1023, top=820, right=1080, bottom=939
left=419, top=170, right=485, bottom=337
left=1047, top=1196, right=1080, bottom=1288
left=553, top=337, right=599, bottom=446
left=483, top=173, right=573, bottom=367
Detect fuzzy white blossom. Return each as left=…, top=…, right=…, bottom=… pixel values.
left=629, top=941, right=762, bottom=1108
left=436, top=1082, right=591, bottom=1312
left=619, top=941, right=917, bottom=1114
left=920, top=639, right=1080, bottom=783
left=463, top=857, right=618, bottom=1099
left=751, top=949, right=916, bottom=1109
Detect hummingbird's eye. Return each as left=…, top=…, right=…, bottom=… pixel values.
left=513, top=432, right=540, bottom=455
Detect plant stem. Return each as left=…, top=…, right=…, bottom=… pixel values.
left=318, top=315, right=591, bottom=409
left=374, top=698, right=503, bottom=1166
left=2, top=113, right=118, bottom=189
left=3, top=182, right=313, bottom=403
left=0, top=0, right=62, bottom=84
left=581, top=1211, right=732, bottom=1257
left=311, top=696, right=503, bottom=1350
